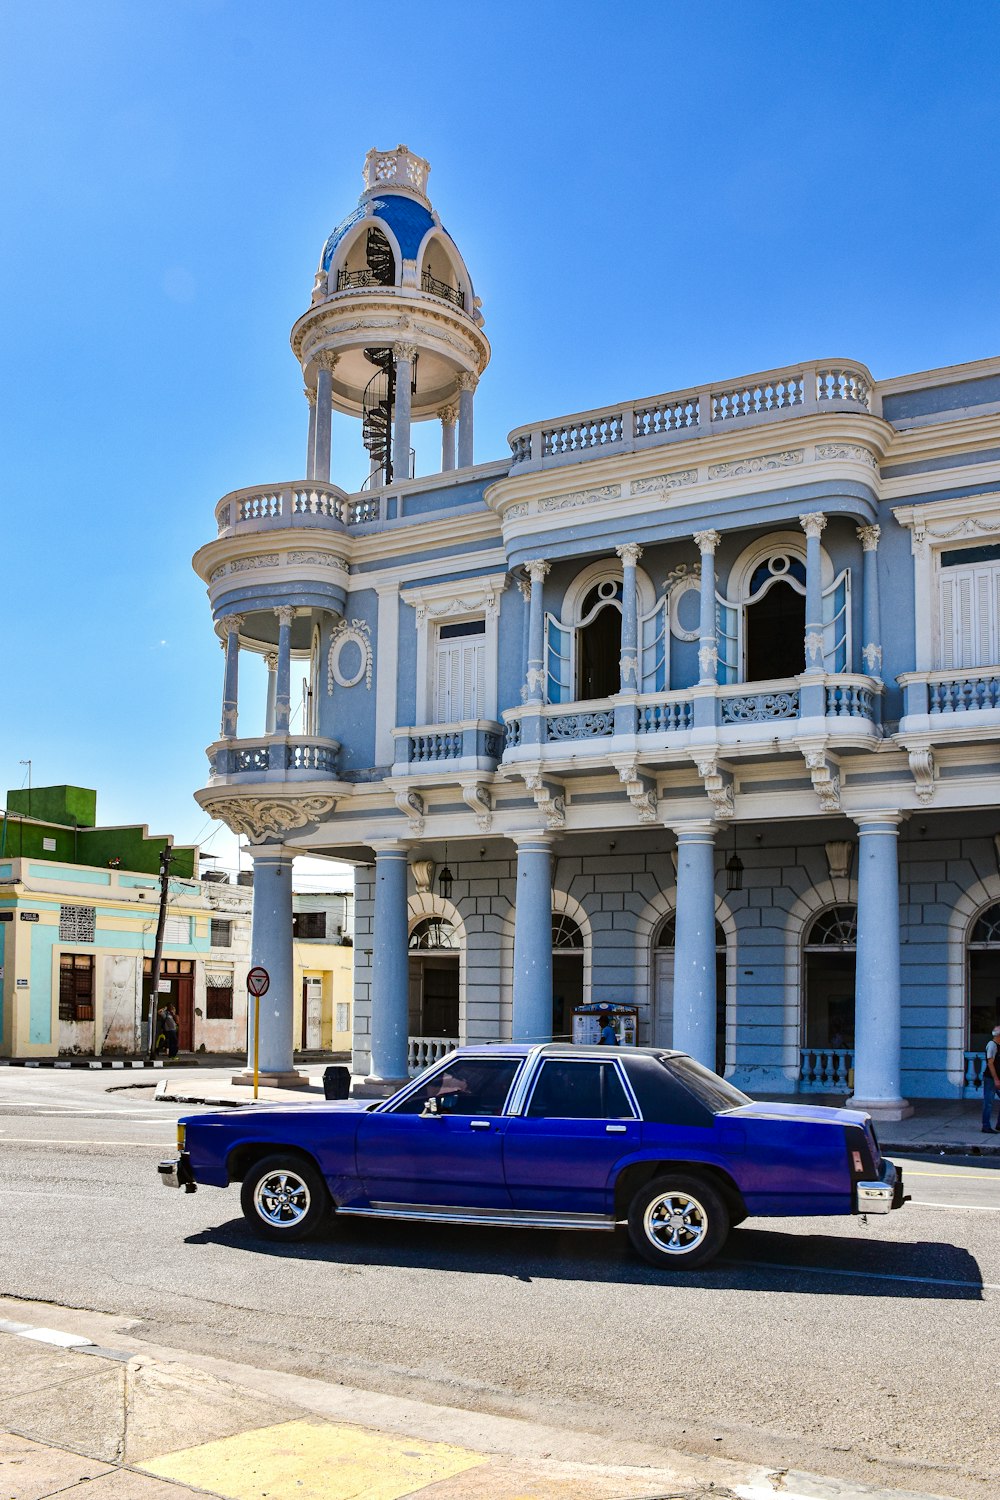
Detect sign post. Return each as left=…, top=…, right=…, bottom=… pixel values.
left=246, top=966, right=270, bottom=1100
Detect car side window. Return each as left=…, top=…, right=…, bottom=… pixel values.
left=525, top=1060, right=634, bottom=1120
left=391, top=1058, right=521, bottom=1116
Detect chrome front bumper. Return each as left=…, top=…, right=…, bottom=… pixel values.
left=158, top=1154, right=196, bottom=1193
left=856, top=1158, right=905, bottom=1214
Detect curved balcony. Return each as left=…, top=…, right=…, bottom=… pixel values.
left=507, top=358, right=879, bottom=472
left=208, top=735, right=341, bottom=782
left=214, top=482, right=380, bottom=539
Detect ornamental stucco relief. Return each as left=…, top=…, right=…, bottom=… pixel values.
left=327, top=619, right=373, bottom=691
left=201, top=796, right=337, bottom=843
left=707, top=450, right=803, bottom=480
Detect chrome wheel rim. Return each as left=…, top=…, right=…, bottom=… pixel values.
left=643, top=1190, right=708, bottom=1255
left=253, top=1169, right=310, bottom=1228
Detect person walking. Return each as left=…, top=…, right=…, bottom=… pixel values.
left=163, top=1005, right=180, bottom=1059
left=982, top=1024, right=1000, bottom=1133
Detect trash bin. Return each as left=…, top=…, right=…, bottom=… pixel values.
left=322, top=1065, right=351, bottom=1100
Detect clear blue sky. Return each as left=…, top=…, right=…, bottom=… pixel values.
left=3, top=1, right=1000, bottom=882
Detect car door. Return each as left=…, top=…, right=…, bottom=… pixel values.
left=502, top=1057, right=641, bottom=1215
left=355, top=1056, right=522, bottom=1209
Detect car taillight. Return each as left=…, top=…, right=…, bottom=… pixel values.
left=844, top=1124, right=876, bottom=1177
left=177, top=1122, right=186, bottom=1151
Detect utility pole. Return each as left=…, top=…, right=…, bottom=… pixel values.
left=147, top=846, right=174, bottom=1058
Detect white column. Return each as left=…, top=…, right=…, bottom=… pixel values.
left=439, top=403, right=457, bottom=472
left=313, top=353, right=337, bottom=483
left=524, top=559, right=549, bottom=704
left=457, top=372, right=477, bottom=467
left=304, top=386, right=317, bottom=480
left=220, top=614, right=244, bottom=739
left=392, top=341, right=416, bottom=482
left=671, top=822, right=718, bottom=1069
left=849, top=813, right=913, bottom=1120
left=368, top=842, right=411, bottom=1085
left=264, top=652, right=278, bottom=735
left=857, top=524, right=882, bottom=676
left=694, top=530, right=720, bottom=684
left=616, top=542, right=642, bottom=691
left=800, top=512, right=827, bottom=671
left=246, top=845, right=296, bottom=1078
left=274, top=607, right=295, bottom=734
left=512, top=833, right=554, bottom=1042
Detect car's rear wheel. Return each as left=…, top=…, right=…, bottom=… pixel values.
left=626, top=1173, right=729, bottom=1269
left=240, top=1153, right=329, bottom=1241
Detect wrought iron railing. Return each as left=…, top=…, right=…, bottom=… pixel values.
left=421, top=270, right=465, bottom=309
left=337, top=267, right=393, bottom=291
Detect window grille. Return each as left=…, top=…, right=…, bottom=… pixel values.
left=210, top=919, right=232, bottom=947
left=59, top=953, right=94, bottom=1021
left=551, top=913, right=584, bottom=950
left=409, top=917, right=459, bottom=950
left=335, top=1002, right=350, bottom=1033
left=206, top=984, right=233, bottom=1020
left=970, top=904, right=1000, bottom=946
left=293, top=911, right=326, bottom=939
left=805, top=906, right=858, bottom=949
left=59, top=906, right=95, bottom=943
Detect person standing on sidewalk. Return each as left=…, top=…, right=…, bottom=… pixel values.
left=163, top=1005, right=179, bottom=1059
left=983, top=1024, right=1000, bottom=1133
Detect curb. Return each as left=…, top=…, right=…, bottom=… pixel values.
left=883, top=1140, right=1000, bottom=1156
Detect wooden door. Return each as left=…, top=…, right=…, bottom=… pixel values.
left=653, top=950, right=675, bottom=1047
left=175, top=975, right=194, bottom=1051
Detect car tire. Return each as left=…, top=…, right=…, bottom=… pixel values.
left=626, top=1173, right=729, bottom=1270
left=240, top=1153, right=329, bottom=1241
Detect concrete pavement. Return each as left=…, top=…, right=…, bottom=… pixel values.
left=152, top=1068, right=1000, bottom=1153
left=0, top=1297, right=954, bottom=1500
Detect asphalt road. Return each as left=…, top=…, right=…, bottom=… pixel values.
left=1, top=1068, right=997, bottom=1499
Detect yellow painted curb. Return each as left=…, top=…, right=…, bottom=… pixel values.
left=141, top=1417, right=486, bottom=1500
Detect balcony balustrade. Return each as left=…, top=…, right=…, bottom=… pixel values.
left=964, top=1050, right=988, bottom=1098
left=899, top=667, right=1000, bottom=727
left=408, top=1036, right=456, bottom=1073
left=214, top=481, right=379, bottom=539
left=420, top=270, right=466, bottom=309
left=209, top=735, right=341, bottom=780
left=507, top=359, right=877, bottom=472
left=799, top=1047, right=854, bottom=1093
left=392, top=721, right=504, bottom=775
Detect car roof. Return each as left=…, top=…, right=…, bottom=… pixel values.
left=446, top=1043, right=684, bottom=1062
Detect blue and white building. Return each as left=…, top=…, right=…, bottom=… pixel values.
left=194, top=144, right=1000, bottom=1117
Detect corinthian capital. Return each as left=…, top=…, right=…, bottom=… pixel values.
left=275, top=606, right=296, bottom=629
left=857, top=523, right=881, bottom=552
left=219, top=614, right=244, bottom=637
left=394, top=341, right=418, bottom=364
left=316, top=349, right=340, bottom=374
left=694, top=529, right=720, bottom=555
left=616, top=543, right=643, bottom=567
left=800, top=511, right=827, bottom=539
left=525, top=559, right=550, bottom=584
left=437, top=403, right=458, bottom=425
left=457, top=371, right=478, bottom=393
left=303, top=385, right=317, bottom=406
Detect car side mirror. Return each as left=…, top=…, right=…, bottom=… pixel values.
left=420, top=1097, right=441, bottom=1117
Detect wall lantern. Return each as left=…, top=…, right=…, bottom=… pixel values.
left=437, top=843, right=454, bottom=902
left=725, top=848, right=744, bottom=892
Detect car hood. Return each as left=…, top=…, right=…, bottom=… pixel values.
left=727, top=1100, right=869, bottom=1127
left=183, top=1098, right=375, bottom=1127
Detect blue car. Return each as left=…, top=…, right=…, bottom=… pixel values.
left=159, top=1044, right=905, bottom=1270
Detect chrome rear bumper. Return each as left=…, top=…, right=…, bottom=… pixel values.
left=857, top=1158, right=905, bottom=1214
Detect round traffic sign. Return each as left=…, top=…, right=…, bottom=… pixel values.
left=247, top=966, right=270, bottom=997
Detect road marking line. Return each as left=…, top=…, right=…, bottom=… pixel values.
left=908, top=1199, right=1000, bottom=1211
left=725, top=1257, right=999, bottom=1292
left=904, top=1169, right=1000, bottom=1178
left=0, top=1137, right=176, bottom=1146
left=0, top=1319, right=93, bottom=1348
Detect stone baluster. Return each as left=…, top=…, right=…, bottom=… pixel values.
left=392, top=342, right=416, bottom=482
left=457, top=372, right=477, bottom=468
left=512, top=833, right=554, bottom=1042
left=849, top=814, right=912, bottom=1120
left=274, top=607, right=295, bottom=735
left=439, top=403, right=458, bottom=473
left=857, top=524, right=883, bottom=677
left=219, top=614, right=244, bottom=739
left=368, top=842, right=411, bottom=1086
left=670, top=822, right=718, bottom=1069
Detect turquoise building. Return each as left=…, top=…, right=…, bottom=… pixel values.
left=193, top=145, right=1000, bottom=1117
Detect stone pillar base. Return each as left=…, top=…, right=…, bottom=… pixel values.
left=352, top=1075, right=409, bottom=1099
left=847, top=1095, right=914, bottom=1121
left=230, top=1070, right=310, bottom=1089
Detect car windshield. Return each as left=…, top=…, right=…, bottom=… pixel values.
left=665, top=1055, right=752, bottom=1114
left=391, top=1057, right=522, bottom=1116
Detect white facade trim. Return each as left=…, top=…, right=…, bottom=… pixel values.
left=375, top=585, right=399, bottom=765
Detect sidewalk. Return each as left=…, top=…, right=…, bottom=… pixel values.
left=0, top=1294, right=951, bottom=1500
left=153, top=1071, right=1000, bottom=1155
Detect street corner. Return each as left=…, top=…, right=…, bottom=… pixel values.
left=121, top=1357, right=304, bottom=1466
left=138, top=1418, right=486, bottom=1500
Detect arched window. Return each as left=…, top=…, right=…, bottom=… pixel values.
left=653, top=916, right=727, bottom=1071
left=408, top=917, right=459, bottom=950
left=338, top=226, right=396, bottom=290
left=545, top=566, right=664, bottom=705
left=968, top=903, right=1000, bottom=1055
left=803, top=905, right=856, bottom=1051
left=552, top=913, right=584, bottom=1039
left=744, top=556, right=806, bottom=681
left=718, top=536, right=850, bottom=685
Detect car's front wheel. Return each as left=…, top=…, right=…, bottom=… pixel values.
left=626, top=1173, right=729, bottom=1269
left=240, top=1153, right=329, bottom=1241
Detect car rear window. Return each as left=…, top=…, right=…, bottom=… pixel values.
left=665, top=1055, right=752, bottom=1114
left=525, top=1060, right=635, bottom=1119
left=621, top=1053, right=713, bottom=1126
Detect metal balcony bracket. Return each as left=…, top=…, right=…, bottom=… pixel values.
left=523, top=772, right=566, bottom=830
left=394, top=788, right=425, bottom=836
left=904, top=743, right=936, bottom=804
left=690, top=753, right=735, bottom=821
left=801, top=744, right=841, bottom=813
left=460, top=781, right=494, bottom=832
left=614, top=761, right=658, bottom=824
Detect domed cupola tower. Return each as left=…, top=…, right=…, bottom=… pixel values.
left=291, top=145, right=490, bottom=487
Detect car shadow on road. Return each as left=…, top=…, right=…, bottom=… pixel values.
left=185, top=1216, right=985, bottom=1299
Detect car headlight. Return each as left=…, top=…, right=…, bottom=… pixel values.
left=176, top=1122, right=186, bottom=1151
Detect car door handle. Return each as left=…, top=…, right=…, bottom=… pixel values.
left=469, top=1120, right=492, bottom=1130
left=606, top=1124, right=628, bottom=1133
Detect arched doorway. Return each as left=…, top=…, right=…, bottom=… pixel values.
left=408, top=916, right=460, bottom=1045
left=744, top=556, right=806, bottom=680
left=552, top=912, right=584, bottom=1039
left=577, top=580, right=622, bottom=699
left=653, top=916, right=726, bottom=1070
left=801, top=905, right=856, bottom=1090
left=968, top=904, right=1000, bottom=1087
